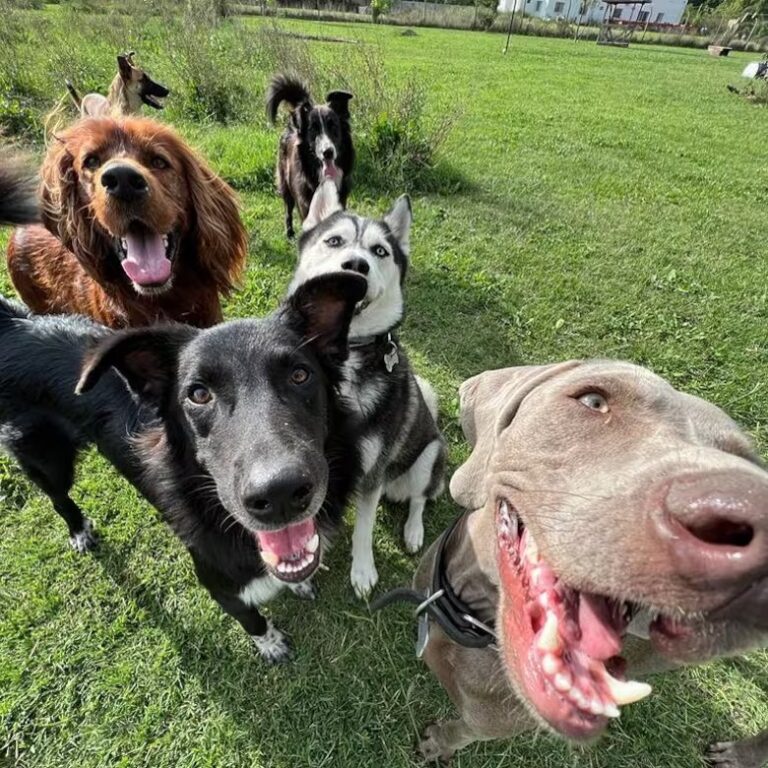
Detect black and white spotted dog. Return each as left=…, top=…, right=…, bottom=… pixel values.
left=266, top=73, right=354, bottom=239
left=288, top=181, right=446, bottom=598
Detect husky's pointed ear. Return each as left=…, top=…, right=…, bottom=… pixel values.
left=76, top=326, right=197, bottom=406
left=383, top=194, right=412, bottom=254
left=303, top=181, right=342, bottom=231
left=283, top=273, right=367, bottom=361
left=81, top=93, right=110, bottom=118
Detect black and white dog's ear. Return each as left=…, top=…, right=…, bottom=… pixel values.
left=326, top=90, right=353, bottom=117
left=284, top=272, right=367, bottom=360
left=384, top=194, right=412, bottom=254
left=76, top=325, right=197, bottom=405
left=303, top=180, right=343, bottom=231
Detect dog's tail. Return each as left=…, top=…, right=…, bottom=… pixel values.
left=0, top=294, right=30, bottom=323
left=0, top=154, right=39, bottom=227
left=65, top=79, right=82, bottom=109
left=415, top=375, right=439, bottom=423
left=266, top=73, right=312, bottom=124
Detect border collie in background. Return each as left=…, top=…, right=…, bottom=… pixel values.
left=0, top=273, right=366, bottom=662
left=266, top=73, right=354, bottom=239
left=289, top=182, right=447, bottom=598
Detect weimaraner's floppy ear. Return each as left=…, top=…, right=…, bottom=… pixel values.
left=450, top=361, right=582, bottom=511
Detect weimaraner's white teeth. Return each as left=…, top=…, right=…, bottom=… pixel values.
left=588, top=698, right=605, bottom=716
left=604, top=703, right=621, bottom=718
left=526, top=536, right=539, bottom=563
left=603, top=672, right=652, bottom=706
left=537, top=611, right=561, bottom=653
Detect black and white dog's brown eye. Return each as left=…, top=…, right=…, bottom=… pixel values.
left=372, top=245, right=389, bottom=258
left=83, top=154, right=100, bottom=171
left=325, top=236, right=343, bottom=248
left=188, top=384, right=213, bottom=405
left=578, top=392, right=609, bottom=413
left=290, top=366, right=311, bottom=386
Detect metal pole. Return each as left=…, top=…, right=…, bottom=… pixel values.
left=503, top=0, right=517, bottom=52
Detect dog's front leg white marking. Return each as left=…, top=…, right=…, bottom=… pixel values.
left=288, top=579, right=317, bottom=601
left=251, top=620, right=292, bottom=664
left=68, top=518, right=98, bottom=554
left=404, top=496, right=426, bottom=554
left=350, top=486, right=383, bottom=599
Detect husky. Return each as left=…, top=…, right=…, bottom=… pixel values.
left=288, top=181, right=446, bottom=598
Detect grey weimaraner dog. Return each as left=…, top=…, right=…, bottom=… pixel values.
left=411, top=360, right=768, bottom=766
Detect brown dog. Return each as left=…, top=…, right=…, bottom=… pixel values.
left=66, top=52, right=169, bottom=118
left=411, top=361, right=768, bottom=766
left=7, top=117, right=247, bottom=328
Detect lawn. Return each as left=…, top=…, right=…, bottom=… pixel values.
left=1, top=9, right=767, bottom=768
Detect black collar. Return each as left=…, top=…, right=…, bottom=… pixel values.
left=348, top=331, right=400, bottom=373
left=370, top=514, right=496, bottom=650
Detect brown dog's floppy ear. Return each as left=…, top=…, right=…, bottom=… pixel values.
left=179, top=142, right=248, bottom=297
left=76, top=325, right=197, bottom=405
left=450, top=361, right=582, bottom=511
left=40, top=135, right=82, bottom=249
left=283, top=272, right=367, bottom=361
left=326, top=90, right=353, bottom=117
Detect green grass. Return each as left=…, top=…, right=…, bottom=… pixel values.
left=1, top=11, right=767, bottom=768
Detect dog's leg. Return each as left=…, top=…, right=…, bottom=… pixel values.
left=404, top=496, right=426, bottom=554
left=708, top=729, right=768, bottom=768
left=417, top=719, right=483, bottom=763
left=401, top=439, right=444, bottom=554
left=283, top=189, right=296, bottom=239
left=9, top=422, right=96, bottom=553
left=350, top=485, right=383, bottom=599
left=211, top=590, right=293, bottom=664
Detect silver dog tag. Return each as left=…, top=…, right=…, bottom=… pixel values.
left=416, top=611, right=430, bottom=658
left=384, top=340, right=399, bottom=373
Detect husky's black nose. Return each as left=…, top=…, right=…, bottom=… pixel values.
left=101, top=164, right=149, bottom=201
left=242, top=466, right=315, bottom=524
left=341, top=258, right=369, bottom=276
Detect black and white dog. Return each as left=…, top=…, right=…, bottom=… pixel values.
left=266, top=73, right=354, bottom=239
left=289, top=182, right=446, bottom=598
left=0, top=273, right=366, bottom=662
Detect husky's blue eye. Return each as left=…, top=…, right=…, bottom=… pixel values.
left=372, top=245, right=389, bottom=258
left=325, top=236, right=343, bottom=248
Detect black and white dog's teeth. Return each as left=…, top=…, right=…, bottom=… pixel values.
left=251, top=621, right=293, bottom=664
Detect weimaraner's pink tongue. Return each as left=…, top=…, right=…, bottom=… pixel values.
left=121, top=232, right=171, bottom=286
left=577, top=594, right=622, bottom=660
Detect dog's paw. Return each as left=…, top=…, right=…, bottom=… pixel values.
left=289, top=579, right=317, bottom=601
left=350, top=558, right=379, bottom=599
left=251, top=621, right=293, bottom=664
left=404, top=519, right=424, bottom=554
left=706, top=741, right=762, bottom=768
left=68, top=519, right=98, bottom=554
left=417, top=724, right=453, bottom=764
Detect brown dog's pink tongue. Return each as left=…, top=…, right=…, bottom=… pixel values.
left=121, top=232, right=171, bottom=286
left=577, top=593, right=622, bottom=660
left=255, top=518, right=315, bottom=559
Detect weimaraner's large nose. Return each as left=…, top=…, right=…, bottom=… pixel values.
left=655, top=472, right=768, bottom=595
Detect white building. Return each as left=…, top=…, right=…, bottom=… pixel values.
left=497, top=0, right=688, bottom=25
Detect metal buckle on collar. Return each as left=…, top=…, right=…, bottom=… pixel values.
left=383, top=332, right=399, bottom=373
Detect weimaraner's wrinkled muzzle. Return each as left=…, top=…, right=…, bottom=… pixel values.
left=415, top=360, right=768, bottom=765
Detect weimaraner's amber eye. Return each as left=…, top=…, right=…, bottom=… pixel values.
left=578, top=392, right=609, bottom=414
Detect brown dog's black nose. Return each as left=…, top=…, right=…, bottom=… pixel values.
left=655, top=472, right=768, bottom=596
left=341, top=258, right=369, bottom=276
left=101, top=164, right=149, bottom=202
left=242, top=466, right=315, bottom=524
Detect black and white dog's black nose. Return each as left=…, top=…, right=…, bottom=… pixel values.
left=242, top=465, right=315, bottom=524
left=322, top=147, right=335, bottom=160
left=341, top=258, right=369, bottom=276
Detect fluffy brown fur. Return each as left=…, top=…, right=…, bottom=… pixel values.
left=7, top=117, right=247, bottom=328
